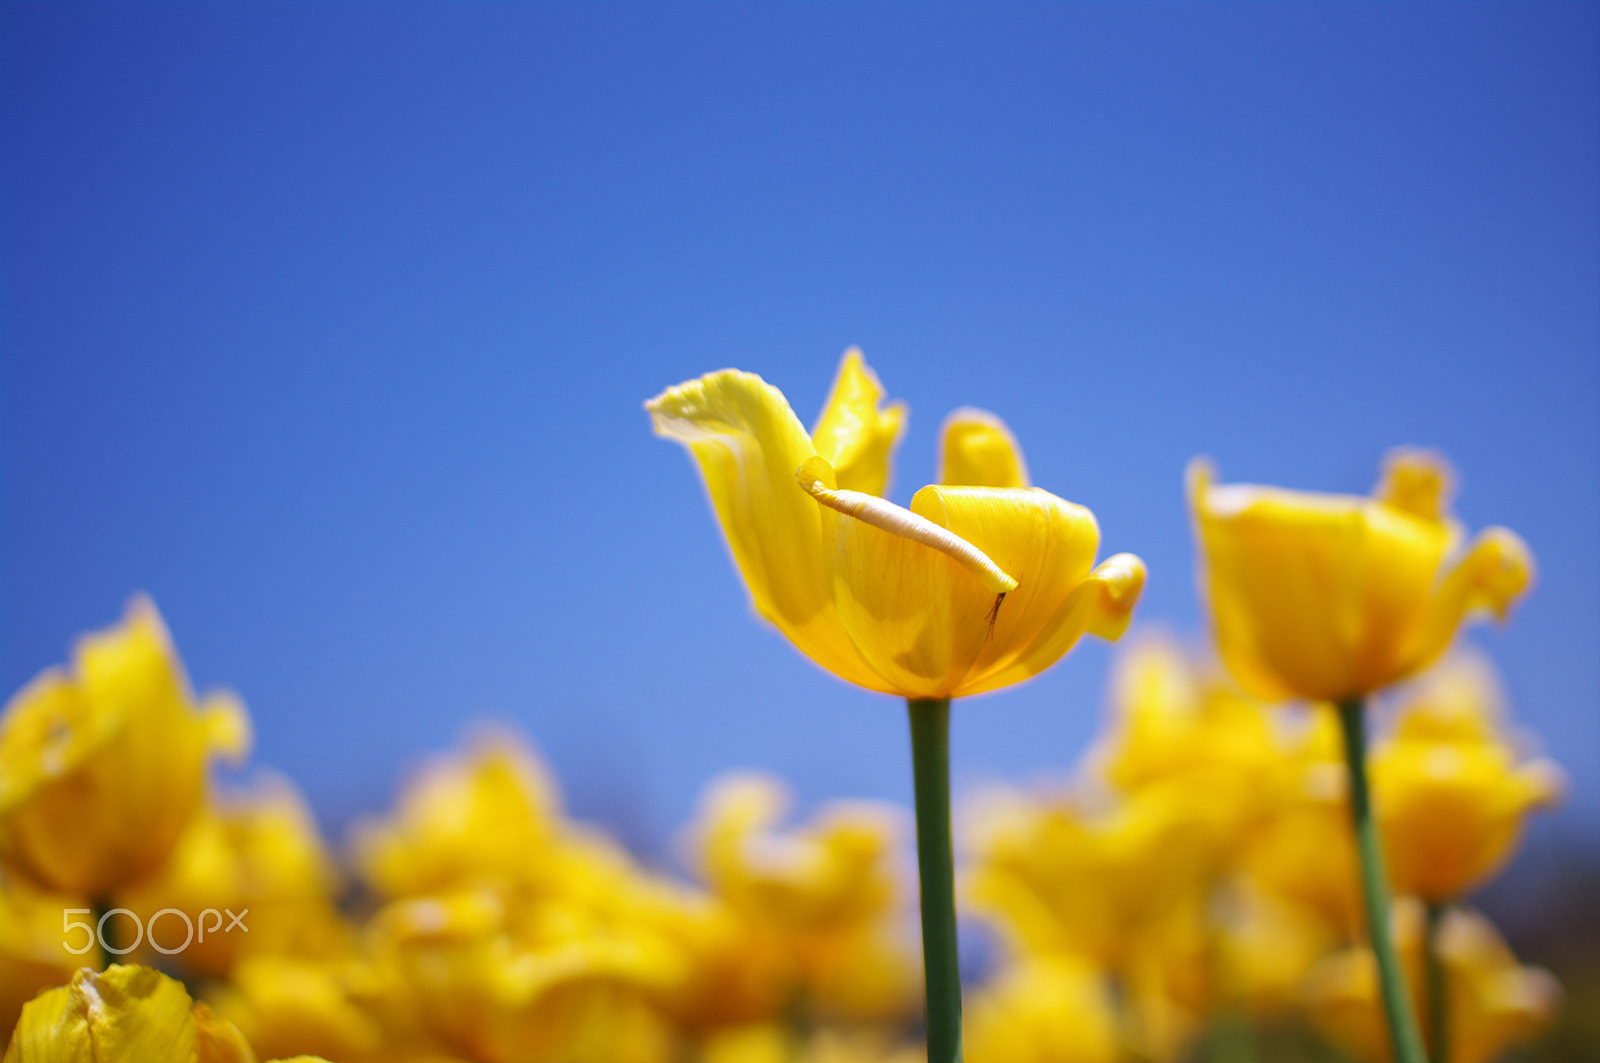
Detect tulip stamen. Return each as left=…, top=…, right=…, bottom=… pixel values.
left=796, top=469, right=1020, bottom=595
left=986, top=593, right=1006, bottom=639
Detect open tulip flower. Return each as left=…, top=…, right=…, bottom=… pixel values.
left=647, top=349, right=1145, bottom=699
left=1188, top=449, right=1532, bottom=705
left=1189, top=449, right=1535, bottom=1063
left=649, top=350, right=1145, bottom=1063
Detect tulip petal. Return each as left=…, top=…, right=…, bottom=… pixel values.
left=937, top=409, right=1030, bottom=488
left=962, top=554, right=1147, bottom=696
left=1406, top=527, right=1535, bottom=670
left=908, top=485, right=1100, bottom=687
left=1190, top=461, right=1455, bottom=701
left=809, top=488, right=1003, bottom=698
left=648, top=371, right=881, bottom=689
left=810, top=349, right=907, bottom=498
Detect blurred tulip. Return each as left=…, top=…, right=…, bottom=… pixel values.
left=352, top=732, right=563, bottom=899
left=2, top=963, right=324, bottom=1063
left=1374, top=654, right=1564, bottom=902
left=1093, top=636, right=1291, bottom=857
left=1189, top=450, right=1532, bottom=702
left=120, top=773, right=353, bottom=977
left=647, top=351, right=1145, bottom=699
left=368, top=889, right=683, bottom=1063
left=965, top=783, right=1216, bottom=967
left=964, top=956, right=1119, bottom=1063
left=0, top=598, right=250, bottom=896
left=0, top=877, right=92, bottom=1039
left=1305, top=901, right=1561, bottom=1063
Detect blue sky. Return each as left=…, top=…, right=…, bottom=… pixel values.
left=3, top=3, right=1596, bottom=862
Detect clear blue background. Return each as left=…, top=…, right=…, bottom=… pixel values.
left=4, top=4, right=1596, bottom=862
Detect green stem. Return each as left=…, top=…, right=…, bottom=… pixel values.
left=1425, top=900, right=1449, bottom=1063
left=908, top=697, right=962, bottom=1063
left=1335, top=698, right=1428, bottom=1063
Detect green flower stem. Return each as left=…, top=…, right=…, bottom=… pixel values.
left=1425, top=900, right=1449, bottom=1063
left=1335, top=697, right=1429, bottom=1063
left=908, top=697, right=963, bottom=1063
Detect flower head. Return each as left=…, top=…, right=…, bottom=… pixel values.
left=1304, top=901, right=1561, bottom=1063
left=2, top=963, right=292, bottom=1063
left=0, top=598, right=250, bottom=896
left=648, top=351, right=1145, bottom=699
left=1188, top=450, right=1533, bottom=702
left=1373, top=654, right=1563, bottom=901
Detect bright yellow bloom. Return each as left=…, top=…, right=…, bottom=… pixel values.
left=965, top=783, right=1218, bottom=966
left=369, top=890, right=682, bottom=1063
left=1239, top=710, right=1361, bottom=936
left=121, top=773, right=353, bottom=977
left=2, top=963, right=323, bottom=1063
left=647, top=351, right=1145, bottom=698
left=1188, top=450, right=1533, bottom=702
left=686, top=774, right=917, bottom=1023
left=1304, top=901, right=1561, bottom=1063
left=210, top=956, right=406, bottom=1063
left=963, top=956, right=1119, bottom=1063
left=352, top=732, right=565, bottom=899
left=691, top=774, right=900, bottom=939
left=0, top=597, right=251, bottom=896
left=1373, top=654, right=1563, bottom=902
left=1092, top=636, right=1292, bottom=857
left=0, top=878, right=93, bottom=1038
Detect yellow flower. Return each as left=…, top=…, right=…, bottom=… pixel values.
left=684, top=774, right=918, bottom=1023
left=0, top=597, right=251, bottom=896
left=964, top=783, right=1218, bottom=967
left=691, top=774, right=900, bottom=940
left=368, top=890, right=682, bottom=1063
left=210, top=956, right=401, bottom=1063
left=1304, top=901, right=1561, bottom=1063
left=647, top=351, right=1145, bottom=698
left=0, top=878, right=93, bottom=1039
left=1239, top=710, right=1361, bottom=936
left=1092, top=636, right=1291, bottom=856
left=352, top=731, right=564, bottom=899
left=2, top=963, right=323, bottom=1063
left=1188, top=450, right=1533, bottom=702
left=964, top=956, right=1119, bottom=1063
left=1373, top=654, right=1563, bottom=902
left=120, top=773, right=353, bottom=977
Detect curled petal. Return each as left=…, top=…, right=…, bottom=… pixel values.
left=911, top=485, right=1099, bottom=683
left=1407, top=527, right=1535, bottom=670
left=647, top=371, right=880, bottom=689
left=938, top=408, right=1030, bottom=488
left=810, top=349, right=907, bottom=497
left=958, top=553, right=1147, bottom=697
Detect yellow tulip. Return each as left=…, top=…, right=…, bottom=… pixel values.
left=684, top=774, right=917, bottom=1023
left=352, top=732, right=564, bottom=899
left=368, top=890, right=682, bottom=1063
left=1092, top=636, right=1292, bottom=857
left=964, top=783, right=1218, bottom=967
left=963, top=956, right=1119, bottom=1063
left=1374, top=654, right=1563, bottom=902
left=691, top=774, right=900, bottom=940
left=0, top=597, right=251, bottom=897
left=120, top=773, right=353, bottom=977
left=0, top=878, right=93, bottom=1039
left=1188, top=450, right=1533, bottom=702
left=1304, top=901, right=1561, bottom=1063
left=647, top=351, right=1145, bottom=698
left=1, top=963, right=308, bottom=1063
